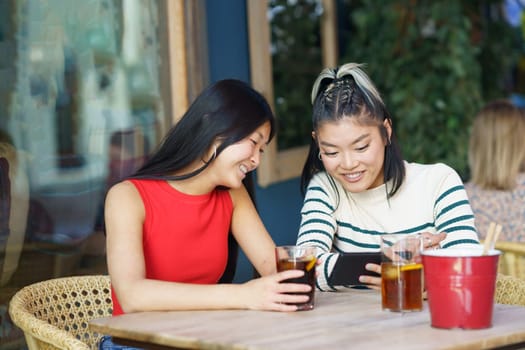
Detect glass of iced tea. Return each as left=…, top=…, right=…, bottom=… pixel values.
left=380, top=234, right=423, bottom=312
left=275, top=245, right=317, bottom=311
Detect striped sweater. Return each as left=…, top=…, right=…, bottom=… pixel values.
left=297, top=162, right=480, bottom=291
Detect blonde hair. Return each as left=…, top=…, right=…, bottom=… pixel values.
left=468, top=99, right=525, bottom=190
left=311, top=63, right=383, bottom=106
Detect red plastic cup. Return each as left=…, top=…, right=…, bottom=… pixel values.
left=422, top=247, right=500, bottom=329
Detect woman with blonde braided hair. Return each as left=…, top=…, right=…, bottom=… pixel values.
left=296, top=63, right=480, bottom=291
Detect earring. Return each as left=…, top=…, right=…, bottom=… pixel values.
left=318, top=152, right=322, bottom=160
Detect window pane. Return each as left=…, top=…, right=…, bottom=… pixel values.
left=269, top=0, right=324, bottom=150
left=0, top=0, right=163, bottom=288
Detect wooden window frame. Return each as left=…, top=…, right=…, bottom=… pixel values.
left=161, top=0, right=189, bottom=124
left=160, top=0, right=209, bottom=126
left=247, top=0, right=338, bottom=188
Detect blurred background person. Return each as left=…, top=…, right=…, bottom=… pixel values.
left=0, top=129, right=29, bottom=287
left=465, top=99, right=525, bottom=241
left=0, top=129, right=29, bottom=345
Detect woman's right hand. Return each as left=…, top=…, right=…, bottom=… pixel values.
left=240, top=270, right=312, bottom=312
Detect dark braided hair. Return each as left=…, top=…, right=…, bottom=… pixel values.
left=301, top=63, right=405, bottom=201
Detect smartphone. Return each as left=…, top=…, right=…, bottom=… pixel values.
left=328, top=252, right=382, bottom=286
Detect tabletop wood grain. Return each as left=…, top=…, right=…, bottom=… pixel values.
left=90, top=289, right=525, bottom=350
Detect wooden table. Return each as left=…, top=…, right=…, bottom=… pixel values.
left=90, top=289, right=525, bottom=350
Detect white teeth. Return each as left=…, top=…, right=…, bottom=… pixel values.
left=346, top=172, right=362, bottom=179
left=240, top=165, right=248, bottom=174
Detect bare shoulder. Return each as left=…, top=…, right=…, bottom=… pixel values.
left=228, top=185, right=251, bottom=208
left=107, top=180, right=140, bottom=200
left=105, top=180, right=144, bottom=215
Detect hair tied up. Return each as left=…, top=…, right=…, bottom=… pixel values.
left=311, top=67, right=337, bottom=104
left=311, top=63, right=384, bottom=108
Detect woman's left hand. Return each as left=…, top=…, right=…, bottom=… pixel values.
left=420, top=231, right=446, bottom=250
left=358, top=263, right=382, bottom=290
left=358, top=231, right=446, bottom=290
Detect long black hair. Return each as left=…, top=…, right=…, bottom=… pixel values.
left=131, top=79, right=275, bottom=181
left=300, top=63, right=405, bottom=198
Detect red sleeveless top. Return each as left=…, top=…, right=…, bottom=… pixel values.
left=112, top=179, right=233, bottom=315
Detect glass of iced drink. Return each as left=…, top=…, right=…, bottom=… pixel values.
left=380, top=234, right=423, bottom=312
left=275, top=245, right=317, bottom=311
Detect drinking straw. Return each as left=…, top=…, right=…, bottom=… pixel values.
left=492, top=224, right=502, bottom=250
left=483, top=222, right=502, bottom=255
left=483, top=222, right=496, bottom=255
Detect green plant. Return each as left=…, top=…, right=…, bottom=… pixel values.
left=270, top=0, right=324, bottom=149
left=339, top=0, right=521, bottom=179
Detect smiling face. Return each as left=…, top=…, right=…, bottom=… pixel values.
left=211, top=121, right=271, bottom=189
left=314, top=117, right=391, bottom=193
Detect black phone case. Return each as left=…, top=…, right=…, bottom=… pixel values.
left=328, top=252, right=382, bottom=286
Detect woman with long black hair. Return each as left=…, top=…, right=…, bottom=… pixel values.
left=102, top=79, right=311, bottom=349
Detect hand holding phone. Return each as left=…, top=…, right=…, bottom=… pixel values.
left=328, top=252, right=381, bottom=286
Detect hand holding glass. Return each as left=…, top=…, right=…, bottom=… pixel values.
left=275, top=245, right=317, bottom=311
